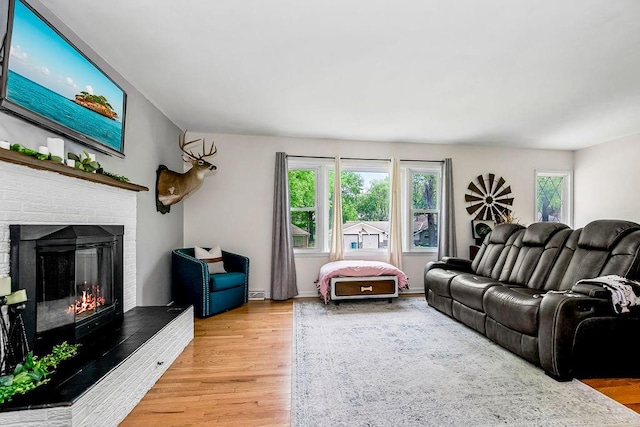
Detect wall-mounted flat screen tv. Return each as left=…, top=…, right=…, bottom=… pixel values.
left=0, top=0, right=126, bottom=157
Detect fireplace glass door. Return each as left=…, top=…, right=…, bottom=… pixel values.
left=73, top=243, right=114, bottom=320
left=36, top=245, right=75, bottom=334
left=36, top=242, right=115, bottom=335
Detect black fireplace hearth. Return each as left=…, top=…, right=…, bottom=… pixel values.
left=9, top=225, right=124, bottom=354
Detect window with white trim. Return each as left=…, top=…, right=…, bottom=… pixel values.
left=288, top=167, right=319, bottom=249
left=407, top=168, right=441, bottom=251
left=329, top=162, right=390, bottom=251
left=535, top=170, right=572, bottom=226
left=287, top=158, right=442, bottom=254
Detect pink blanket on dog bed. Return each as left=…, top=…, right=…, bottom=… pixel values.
left=316, top=260, right=409, bottom=303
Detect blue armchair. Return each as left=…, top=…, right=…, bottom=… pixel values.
left=172, top=248, right=249, bottom=318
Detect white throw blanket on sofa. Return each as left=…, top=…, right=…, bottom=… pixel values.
left=576, top=274, right=640, bottom=314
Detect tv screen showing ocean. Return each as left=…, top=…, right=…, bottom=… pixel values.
left=6, top=71, right=123, bottom=152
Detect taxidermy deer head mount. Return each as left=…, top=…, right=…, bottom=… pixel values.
left=156, top=131, right=217, bottom=214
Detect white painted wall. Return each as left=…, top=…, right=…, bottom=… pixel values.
left=574, top=133, right=640, bottom=227
left=183, top=133, right=573, bottom=298
left=0, top=1, right=184, bottom=306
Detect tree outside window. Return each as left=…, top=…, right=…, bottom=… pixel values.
left=289, top=169, right=317, bottom=248
left=536, top=171, right=572, bottom=226
left=411, top=171, right=439, bottom=249
left=328, top=170, right=389, bottom=250
left=287, top=160, right=442, bottom=253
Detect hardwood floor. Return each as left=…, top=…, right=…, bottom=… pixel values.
left=120, top=297, right=640, bottom=426
left=120, top=300, right=294, bottom=427
left=582, top=378, right=640, bottom=414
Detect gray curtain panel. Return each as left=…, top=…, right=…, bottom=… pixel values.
left=270, top=152, right=299, bottom=300
left=438, top=158, right=457, bottom=259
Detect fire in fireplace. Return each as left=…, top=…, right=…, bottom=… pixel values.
left=9, top=225, right=124, bottom=354
left=67, top=282, right=106, bottom=316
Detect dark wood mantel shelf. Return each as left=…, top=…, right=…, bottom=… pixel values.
left=0, top=148, right=149, bottom=192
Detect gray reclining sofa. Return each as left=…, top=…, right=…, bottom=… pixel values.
left=424, top=219, right=640, bottom=380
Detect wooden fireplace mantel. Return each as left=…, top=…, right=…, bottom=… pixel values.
left=0, top=148, right=149, bottom=192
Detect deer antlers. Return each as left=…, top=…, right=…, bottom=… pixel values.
left=156, top=131, right=218, bottom=214
left=179, top=131, right=217, bottom=163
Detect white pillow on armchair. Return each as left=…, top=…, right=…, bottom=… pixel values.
left=194, top=245, right=227, bottom=274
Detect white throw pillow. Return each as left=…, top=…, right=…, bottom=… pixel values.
left=194, top=245, right=227, bottom=274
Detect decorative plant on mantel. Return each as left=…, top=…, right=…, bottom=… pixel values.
left=5, top=143, right=130, bottom=183
left=68, top=150, right=101, bottom=172
left=0, top=342, right=79, bottom=404
left=9, top=143, right=63, bottom=162
left=68, top=150, right=130, bottom=182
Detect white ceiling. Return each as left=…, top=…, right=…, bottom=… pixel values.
left=44, top=0, right=640, bottom=150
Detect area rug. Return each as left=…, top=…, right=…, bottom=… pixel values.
left=292, top=298, right=640, bottom=427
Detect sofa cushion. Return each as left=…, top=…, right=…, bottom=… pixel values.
left=483, top=286, right=542, bottom=336
left=526, top=228, right=572, bottom=290
left=489, top=223, right=524, bottom=244
left=450, top=274, right=502, bottom=312
left=577, top=220, right=640, bottom=250
left=543, top=229, right=581, bottom=291
left=550, top=222, right=640, bottom=292
left=504, top=223, right=570, bottom=287
left=472, top=224, right=524, bottom=278
left=601, top=230, right=640, bottom=277
left=210, top=272, right=246, bottom=292
left=425, top=268, right=459, bottom=298
left=522, top=222, right=569, bottom=245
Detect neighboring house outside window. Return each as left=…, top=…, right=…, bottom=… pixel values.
left=535, top=170, right=572, bottom=226
left=291, top=224, right=310, bottom=248
left=329, top=163, right=389, bottom=253
left=342, top=221, right=389, bottom=250
left=288, top=158, right=442, bottom=255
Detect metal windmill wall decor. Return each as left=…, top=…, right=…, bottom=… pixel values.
left=465, top=173, right=514, bottom=222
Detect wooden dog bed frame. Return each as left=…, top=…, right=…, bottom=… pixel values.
left=330, top=275, right=399, bottom=304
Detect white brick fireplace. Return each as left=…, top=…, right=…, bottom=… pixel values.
left=0, top=156, right=193, bottom=426
left=0, top=160, right=137, bottom=310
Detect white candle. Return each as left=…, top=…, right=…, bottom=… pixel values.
left=46, top=137, right=64, bottom=161
left=0, top=276, right=10, bottom=297
left=38, top=145, right=49, bottom=155
left=6, top=289, right=27, bottom=305
left=66, top=159, right=76, bottom=167
left=0, top=140, right=10, bottom=150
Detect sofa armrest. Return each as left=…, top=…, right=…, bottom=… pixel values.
left=571, top=282, right=611, bottom=299
left=440, top=257, right=473, bottom=271
left=425, top=257, right=472, bottom=275
left=222, top=250, right=250, bottom=275
left=222, top=250, right=250, bottom=303
left=538, top=292, right=614, bottom=380
left=172, top=249, right=209, bottom=317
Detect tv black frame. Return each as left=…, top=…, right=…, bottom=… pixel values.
left=0, top=0, right=127, bottom=158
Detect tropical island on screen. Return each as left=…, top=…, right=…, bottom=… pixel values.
left=72, top=91, right=118, bottom=120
